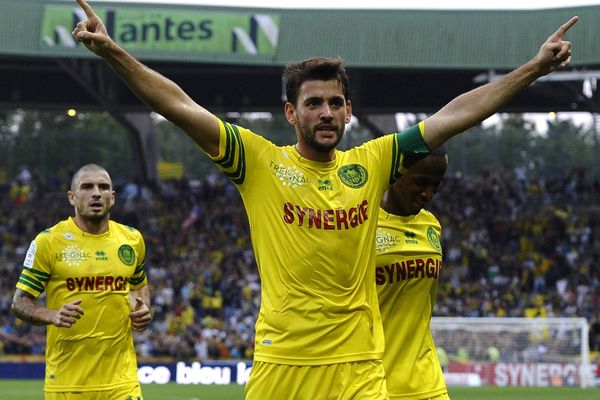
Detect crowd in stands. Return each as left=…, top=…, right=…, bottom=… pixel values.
left=1, top=164, right=599, bottom=362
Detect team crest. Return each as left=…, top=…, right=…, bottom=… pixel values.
left=338, top=164, right=368, bottom=188
left=118, top=245, right=135, bottom=266
left=427, top=227, right=442, bottom=253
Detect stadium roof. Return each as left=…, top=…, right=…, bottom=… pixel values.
left=1, top=0, right=599, bottom=113
left=2, top=1, right=599, bottom=68
left=2, top=0, right=599, bottom=182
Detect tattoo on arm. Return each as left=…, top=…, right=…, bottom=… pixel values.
left=11, top=289, right=49, bottom=326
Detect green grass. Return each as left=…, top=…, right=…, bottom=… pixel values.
left=448, top=386, right=600, bottom=400
left=1, top=380, right=600, bottom=399
left=0, top=380, right=245, bottom=400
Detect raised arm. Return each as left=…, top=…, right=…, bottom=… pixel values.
left=72, top=0, right=220, bottom=156
left=12, top=288, right=84, bottom=327
left=423, top=16, right=578, bottom=150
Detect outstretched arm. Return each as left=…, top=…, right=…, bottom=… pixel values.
left=423, top=16, right=578, bottom=150
left=11, top=289, right=84, bottom=327
left=72, top=0, right=220, bottom=156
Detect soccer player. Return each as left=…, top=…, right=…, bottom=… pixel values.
left=11, top=164, right=151, bottom=400
left=376, top=147, right=450, bottom=400
left=71, top=0, right=576, bottom=397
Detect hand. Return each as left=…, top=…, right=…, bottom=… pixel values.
left=51, top=299, right=84, bottom=328
left=129, top=297, right=152, bottom=332
left=71, top=0, right=114, bottom=56
left=533, top=16, right=578, bottom=76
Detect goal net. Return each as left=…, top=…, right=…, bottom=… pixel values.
left=430, top=317, right=593, bottom=388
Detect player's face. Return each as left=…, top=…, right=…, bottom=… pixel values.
left=390, top=155, right=447, bottom=216
left=285, top=79, right=351, bottom=158
left=68, top=170, right=115, bottom=223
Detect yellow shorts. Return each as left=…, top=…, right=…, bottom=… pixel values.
left=45, top=384, right=143, bottom=400
left=246, top=360, right=388, bottom=400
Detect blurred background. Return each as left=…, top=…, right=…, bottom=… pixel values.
left=1, top=0, right=600, bottom=395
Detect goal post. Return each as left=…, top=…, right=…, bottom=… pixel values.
left=430, top=317, right=593, bottom=388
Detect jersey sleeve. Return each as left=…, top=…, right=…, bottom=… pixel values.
left=15, top=232, right=53, bottom=297
left=389, top=121, right=431, bottom=184
left=128, top=230, right=147, bottom=289
left=207, top=118, right=248, bottom=185
left=205, top=118, right=272, bottom=188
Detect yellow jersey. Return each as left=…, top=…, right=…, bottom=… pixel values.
left=209, top=119, right=430, bottom=365
left=16, top=217, right=147, bottom=392
left=376, top=208, right=447, bottom=399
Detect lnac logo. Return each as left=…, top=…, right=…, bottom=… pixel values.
left=376, top=229, right=401, bottom=253
left=57, top=245, right=90, bottom=267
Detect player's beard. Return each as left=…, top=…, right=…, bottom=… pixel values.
left=84, top=212, right=109, bottom=224
left=78, top=204, right=111, bottom=224
left=297, top=120, right=344, bottom=153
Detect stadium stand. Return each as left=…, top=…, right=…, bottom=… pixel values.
left=1, top=165, right=599, bottom=363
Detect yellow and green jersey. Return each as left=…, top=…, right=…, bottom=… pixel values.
left=209, top=119, right=430, bottom=365
left=16, top=217, right=147, bottom=392
left=376, top=208, right=447, bottom=399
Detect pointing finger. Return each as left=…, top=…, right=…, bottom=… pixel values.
left=547, top=16, right=578, bottom=42
left=75, top=0, right=97, bottom=19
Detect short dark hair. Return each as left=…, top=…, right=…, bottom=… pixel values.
left=70, top=164, right=110, bottom=192
left=283, top=57, right=351, bottom=105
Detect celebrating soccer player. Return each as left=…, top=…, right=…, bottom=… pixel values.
left=71, top=1, right=576, bottom=397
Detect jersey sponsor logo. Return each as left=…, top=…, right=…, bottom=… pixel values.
left=404, top=231, right=418, bottom=244
left=375, top=229, right=402, bottom=253
left=375, top=258, right=441, bottom=284
left=56, top=245, right=90, bottom=266
left=318, top=179, right=334, bottom=191
left=338, top=164, right=368, bottom=188
left=270, top=161, right=308, bottom=188
left=427, top=226, right=442, bottom=252
left=63, top=233, right=74, bottom=240
left=24, top=241, right=37, bottom=269
left=282, top=200, right=368, bottom=230
left=66, top=275, right=128, bottom=292
left=95, top=250, right=109, bottom=261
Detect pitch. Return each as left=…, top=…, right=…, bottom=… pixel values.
left=1, top=380, right=600, bottom=399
